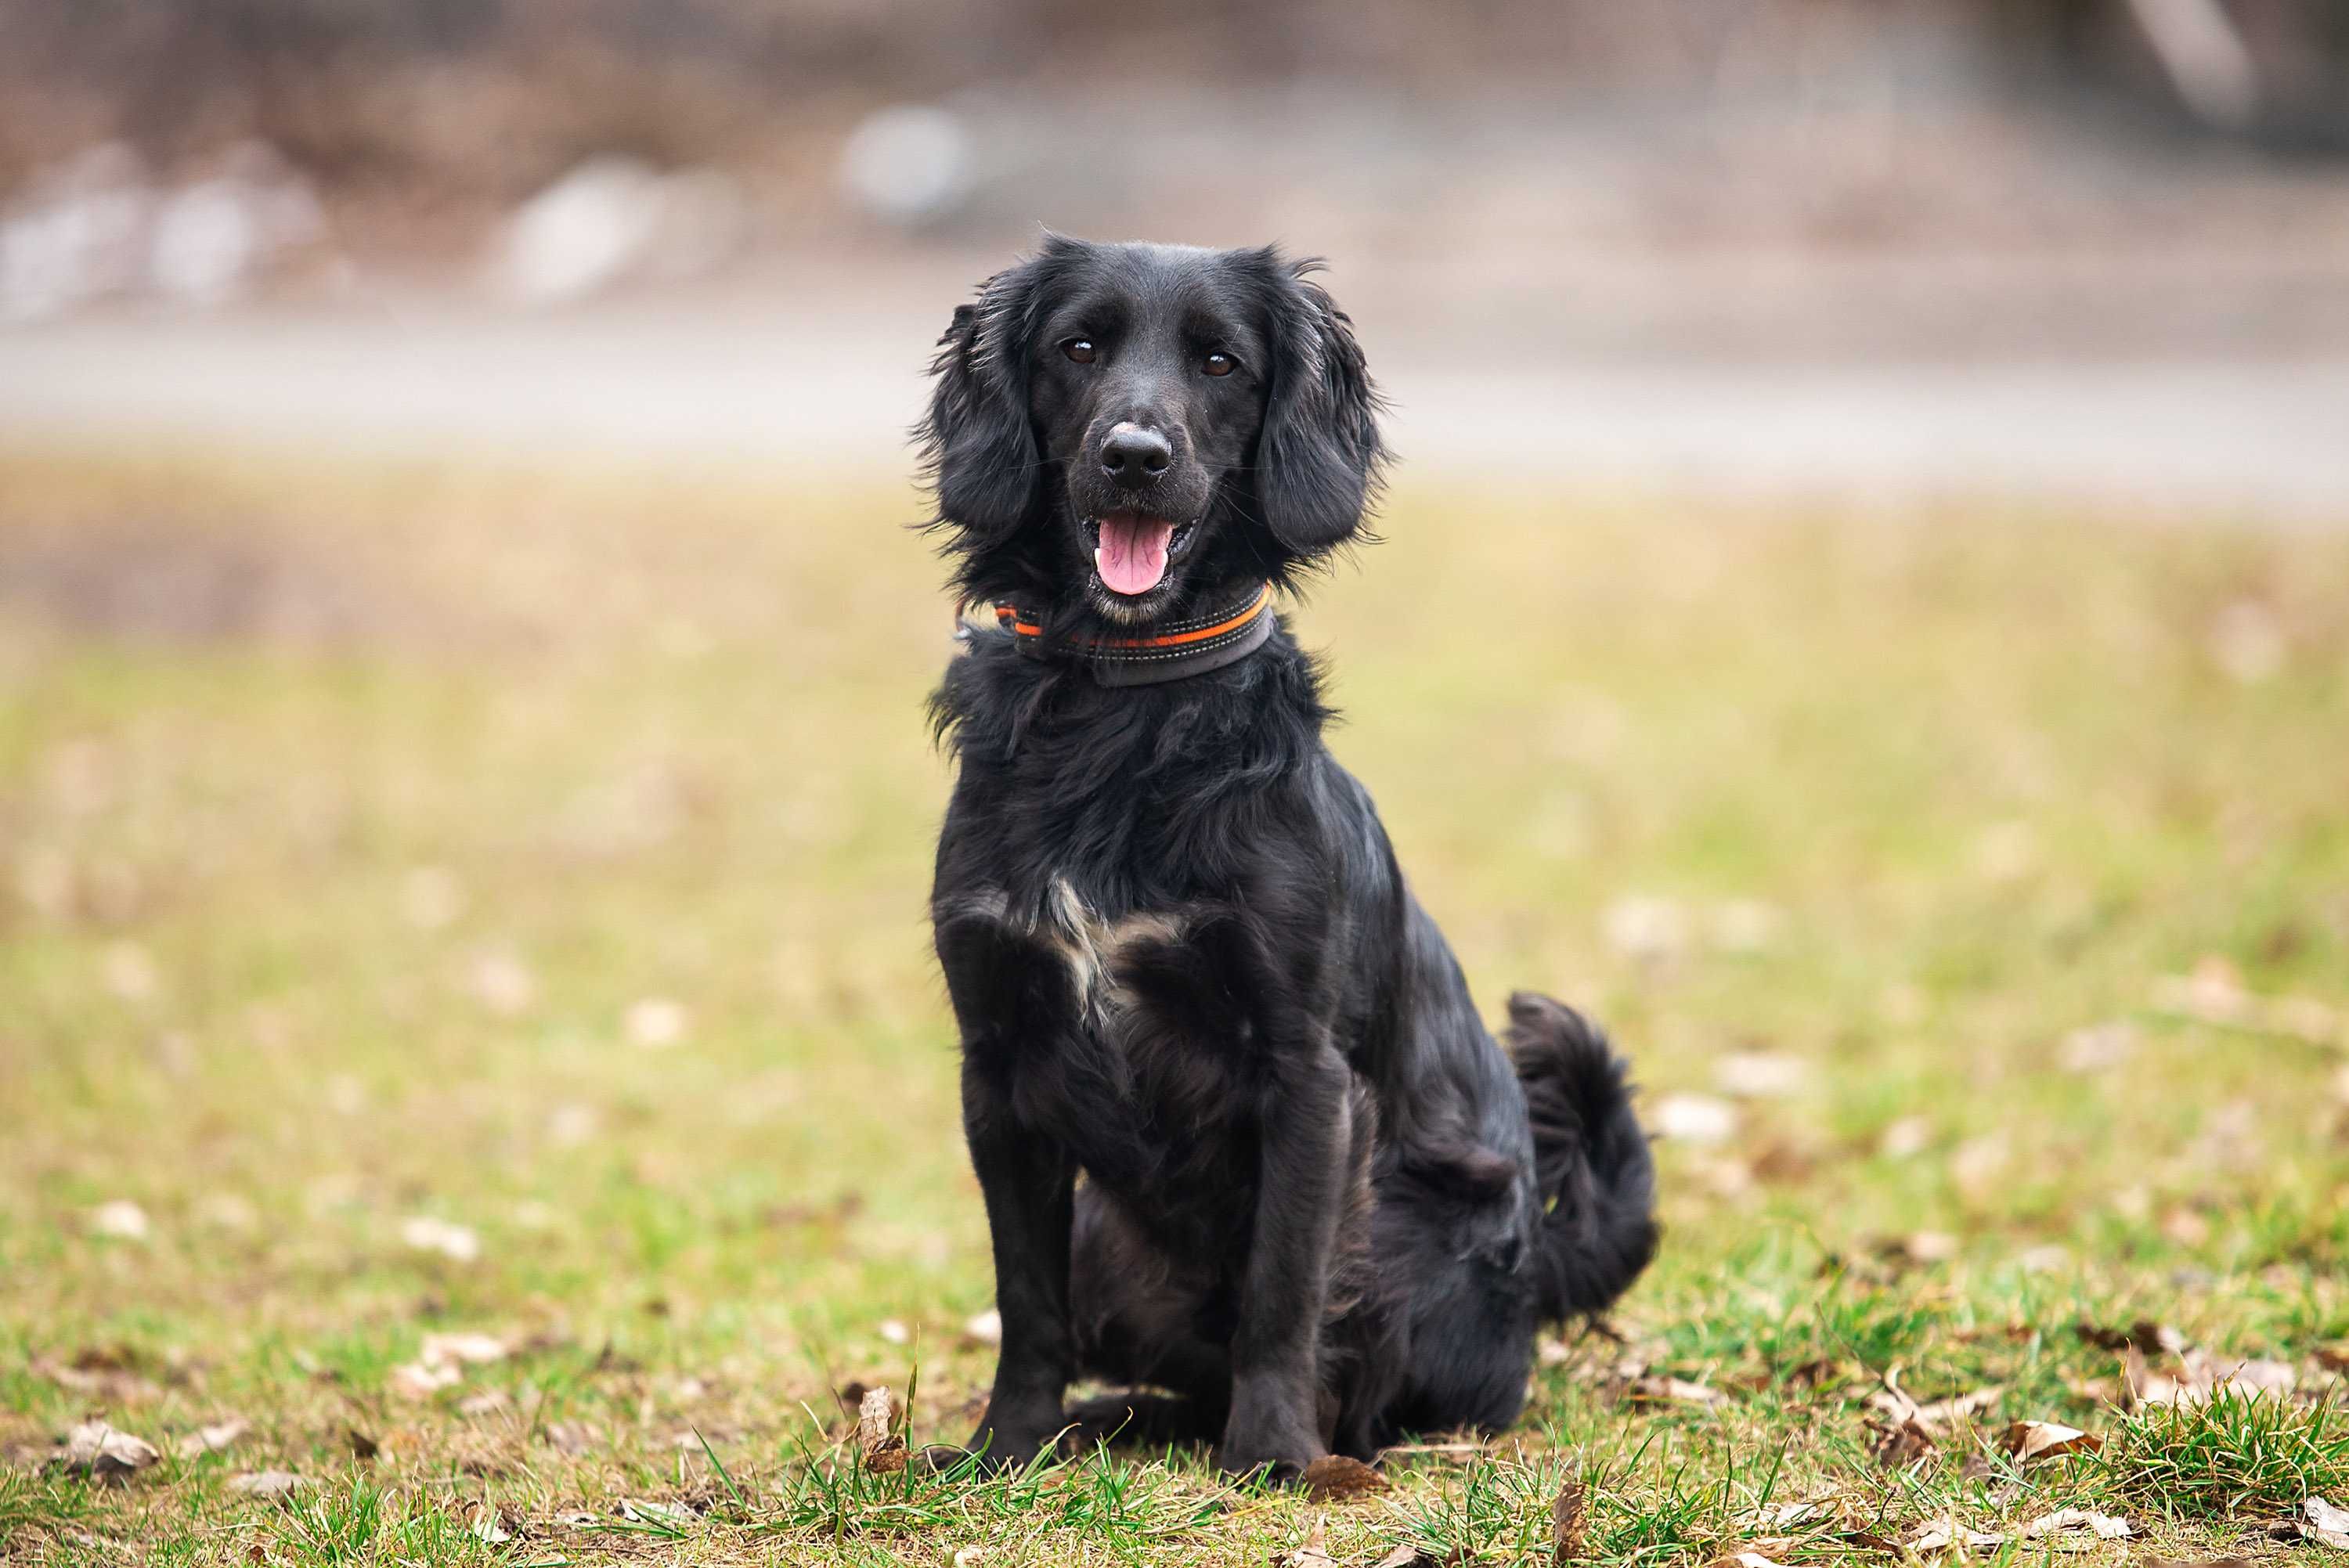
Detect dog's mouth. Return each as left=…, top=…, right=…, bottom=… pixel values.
left=1082, top=513, right=1199, bottom=597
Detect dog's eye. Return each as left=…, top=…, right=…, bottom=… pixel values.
left=1064, top=339, right=1096, bottom=365
left=1202, top=351, right=1236, bottom=377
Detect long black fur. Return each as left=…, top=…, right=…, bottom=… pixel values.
left=922, top=236, right=1657, bottom=1476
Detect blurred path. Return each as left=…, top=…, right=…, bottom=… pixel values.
left=2, top=304, right=2343, bottom=520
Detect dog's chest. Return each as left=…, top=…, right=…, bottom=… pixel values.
left=1029, top=876, right=1186, bottom=1030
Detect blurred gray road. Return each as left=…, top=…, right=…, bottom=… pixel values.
left=2, top=304, right=2343, bottom=520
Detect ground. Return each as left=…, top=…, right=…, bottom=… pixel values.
left=1, top=446, right=2345, bottom=1566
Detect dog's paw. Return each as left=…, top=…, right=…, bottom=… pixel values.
left=1214, top=1429, right=1326, bottom=1485
left=940, top=1408, right=1063, bottom=1475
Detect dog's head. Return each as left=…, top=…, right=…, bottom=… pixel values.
left=921, top=235, right=1385, bottom=625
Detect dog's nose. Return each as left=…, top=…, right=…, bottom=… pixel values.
left=1099, top=424, right=1172, bottom=490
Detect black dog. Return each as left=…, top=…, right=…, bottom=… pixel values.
left=921, top=236, right=1656, bottom=1477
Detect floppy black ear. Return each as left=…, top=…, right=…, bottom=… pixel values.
left=920, top=266, right=1043, bottom=543
left=1256, top=260, right=1386, bottom=556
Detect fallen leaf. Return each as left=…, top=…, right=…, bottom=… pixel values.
left=1878, top=1117, right=1933, bottom=1159
left=1878, top=1231, right=1961, bottom=1268
left=2130, top=1345, right=2297, bottom=1410
left=856, top=1385, right=906, bottom=1473
left=175, top=1418, right=251, bottom=1458
left=1553, top=1462, right=1587, bottom=1563
left=2304, top=1496, right=2349, bottom=1550
left=89, top=1199, right=152, bottom=1241
left=2077, top=1318, right=2184, bottom=1355
left=2003, top=1420, right=2099, bottom=1462
left=625, top=997, right=689, bottom=1049
left=952, top=1549, right=987, bottom=1568
left=1301, top=1454, right=1387, bottom=1501
left=226, top=1469, right=304, bottom=1499
left=1282, top=1513, right=1340, bottom=1568
left=1627, top=1375, right=1725, bottom=1408
left=1871, top=1416, right=1935, bottom=1469
left=2057, top=1022, right=2138, bottom=1073
left=469, top=950, right=536, bottom=1015
left=542, top=1422, right=592, bottom=1456
left=1650, top=1093, right=1736, bottom=1144
left=1913, top=1386, right=2003, bottom=1428
left=1907, top=1517, right=2006, bottom=1554
left=1716, top=1052, right=1807, bottom=1099
left=419, top=1332, right=510, bottom=1367
left=1709, top=1554, right=1788, bottom=1568
left=399, top=1217, right=481, bottom=1263
left=2316, top=1344, right=2349, bottom=1374
left=345, top=1427, right=380, bottom=1459
left=2022, top=1509, right=2131, bottom=1540
left=389, top=1360, right=462, bottom=1399
left=620, top=1499, right=695, bottom=1527
left=31, top=1352, right=160, bottom=1404
left=1950, top=1133, right=2010, bottom=1195
left=470, top=1507, right=511, bottom=1545
left=1372, top=1548, right=1430, bottom=1568
left=1603, top=896, right=1687, bottom=964
left=52, top=1421, right=160, bottom=1483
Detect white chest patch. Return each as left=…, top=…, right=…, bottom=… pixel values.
left=1039, top=878, right=1185, bottom=1027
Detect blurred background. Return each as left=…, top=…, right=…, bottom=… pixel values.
left=2, top=0, right=2347, bottom=510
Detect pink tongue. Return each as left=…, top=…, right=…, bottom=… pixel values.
left=1095, top=514, right=1174, bottom=596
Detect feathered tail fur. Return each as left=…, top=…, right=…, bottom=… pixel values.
left=1506, top=990, right=1659, bottom=1322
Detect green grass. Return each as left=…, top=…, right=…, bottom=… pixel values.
left=2, top=445, right=2346, bottom=1564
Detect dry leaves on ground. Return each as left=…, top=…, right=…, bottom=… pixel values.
left=1907, top=1517, right=2007, bottom=1554
left=1866, top=1368, right=2001, bottom=1469
left=399, top=1215, right=482, bottom=1263
left=52, top=1421, right=160, bottom=1483
left=2303, top=1497, right=2349, bottom=1550
left=175, top=1418, right=251, bottom=1457
left=227, top=1470, right=305, bottom=1499
left=1301, top=1455, right=1388, bottom=1501
left=1553, top=1462, right=1586, bottom=1564
left=855, top=1385, right=906, bottom=1473
left=2003, top=1419, right=2099, bottom=1462
left=2022, top=1509, right=2132, bottom=1543
left=1281, top=1512, right=1340, bottom=1568
left=2126, top=1345, right=2297, bottom=1410
left=389, top=1329, right=511, bottom=1399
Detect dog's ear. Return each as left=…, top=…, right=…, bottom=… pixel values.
left=1256, top=259, right=1386, bottom=556
left=921, top=265, right=1043, bottom=543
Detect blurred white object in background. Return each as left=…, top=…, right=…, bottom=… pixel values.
left=1, top=139, right=321, bottom=319
left=2125, top=0, right=2261, bottom=128
left=839, top=104, right=973, bottom=225
left=149, top=142, right=323, bottom=308
left=495, top=157, right=745, bottom=305
left=0, top=142, right=151, bottom=321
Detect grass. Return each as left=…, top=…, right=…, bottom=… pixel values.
left=0, top=443, right=2346, bottom=1565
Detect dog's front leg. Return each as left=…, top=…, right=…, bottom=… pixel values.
left=934, top=906, right=1081, bottom=1469
left=959, top=1058, right=1076, bottom=1469
left=1220, top=1037, right=1351, bottom=1478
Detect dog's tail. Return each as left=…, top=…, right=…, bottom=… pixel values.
left=1506, top=990, right=1659, bottom=1323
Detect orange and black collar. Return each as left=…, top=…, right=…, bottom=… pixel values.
left=987, top=581, right=1276, bottom=687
